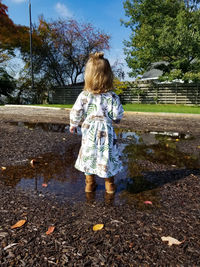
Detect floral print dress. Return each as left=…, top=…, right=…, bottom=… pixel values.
left=70, top=90, right=124, bottom=178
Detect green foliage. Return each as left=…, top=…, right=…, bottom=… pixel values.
left=0, top=67, right=15, bottom=96
left=113, top=78, right=128, bottom=95
left=182, top=71, right=200, bottom=82
left=122, top=0, right=200, bottom=82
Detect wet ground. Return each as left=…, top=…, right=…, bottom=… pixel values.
left=0, top=106, right=200, bottom=266
left=1, top=121, right=200, bottom=207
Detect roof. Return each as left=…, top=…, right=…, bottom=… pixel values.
left=141, top=61, right=169, bottom=80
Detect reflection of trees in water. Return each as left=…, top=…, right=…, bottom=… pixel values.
left=123, top=134, right=200, bottom=170
left=119, top=134, right=200, bottom=208
left=0, top=144, right=80, bottom=187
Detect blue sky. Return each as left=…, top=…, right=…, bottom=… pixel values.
left=4, top=0, right=132, bottom=80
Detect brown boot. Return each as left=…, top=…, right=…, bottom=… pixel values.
left=85, top=175, right=97, bottom=193
left=105, top=177, right=115, bottom=194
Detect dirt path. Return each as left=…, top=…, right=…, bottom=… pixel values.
left=1, top=105, right=200, bottom=134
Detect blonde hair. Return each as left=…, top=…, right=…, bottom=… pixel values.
left=84, top=52, right=113, bottom=94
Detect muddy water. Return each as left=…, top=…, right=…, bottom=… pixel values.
left=1, top=122, right=199, bottom=207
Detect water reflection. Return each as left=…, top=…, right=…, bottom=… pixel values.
left=1, top=123, right=199, bottom=207
left=10, top=122, right=82, bottom=134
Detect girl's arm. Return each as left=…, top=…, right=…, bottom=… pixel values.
left=70, top=93, right=84, bottom=133
left=112, top=94, right=124, bottom=123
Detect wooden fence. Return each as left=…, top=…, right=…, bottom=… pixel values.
left=51, top=83, right=200, bottom=105
left=51, top=86, right=82, bottom=104
left=121, top=83, right=200, bottom=105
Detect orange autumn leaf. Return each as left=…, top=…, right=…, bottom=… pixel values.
left=46, top=226, right=55, bottom=235
left=93, top=224, right=104, bottom=231
left=11, top=219, right=26, bottom=229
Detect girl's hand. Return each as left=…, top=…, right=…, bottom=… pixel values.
left=70, top=126, right=77, bottom=134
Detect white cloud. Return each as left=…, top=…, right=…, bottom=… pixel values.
left=55, top=2, right=73, bottom=18
left=11, top=0, right=26, bottom=3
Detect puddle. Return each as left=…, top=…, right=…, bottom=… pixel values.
left=9, top=121, right=81, bottom=134
left=1, top=122, right=200, bottom=207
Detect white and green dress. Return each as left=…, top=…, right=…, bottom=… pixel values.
left=70, top=90, right=124, bottom=178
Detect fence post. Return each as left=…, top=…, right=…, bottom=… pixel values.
left=175, top=83, right=177, bottom=105
left=156, top=86, right=158, bottom=104
left=196, top=84, right=198, bottom=105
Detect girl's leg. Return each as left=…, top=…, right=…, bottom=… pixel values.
left=105, top=176, right=115, bottom=194
left=85, top=174, right=97, bottom=193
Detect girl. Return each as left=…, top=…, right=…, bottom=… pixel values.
left=70, top=52, right=124, bottom=194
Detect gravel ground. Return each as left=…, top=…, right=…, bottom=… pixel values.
left=0, top=105, right=200, bottom=266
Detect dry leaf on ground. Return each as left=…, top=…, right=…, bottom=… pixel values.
left=144, top=201, right=153, bottom=205
left=93, top=224, right=104, bottom=231
left=1, top=167, right=6, bottom=171
left=30, top=159, right=40, bottom=167
left=161, top=236, right=184, bottom=246
left=11, top=219, right=26, bottom=229
left=46, top=226, right=55, bottom=235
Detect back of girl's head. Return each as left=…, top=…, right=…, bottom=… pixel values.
left=84, top=52, right=113, bottom=94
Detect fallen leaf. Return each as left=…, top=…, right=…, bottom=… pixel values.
left=197, top=146, right=200, bottom=149
left=161, top=236, right=184, bottom=246
left=1, top=167, right=6, bottom=171
left=144, top=201, right=152, bottom=205
left=93, top=224, right=104, bottom=231
left=184, top=156, right=190, bottom=160
left=42, top=183, right=48, bottom=187
left=129, top=242, right=134, bottom=248
left=46, top=226, right=55, bottom=235
left=11, top=219, right=26, bottom=229
left=30, top=159, right=39, bottom=167
left=175, top=139, right=179, bottom=142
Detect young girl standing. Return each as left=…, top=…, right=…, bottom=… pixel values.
left=70, top=52, right=124, bottom=194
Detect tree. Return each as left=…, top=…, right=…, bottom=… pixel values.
left=0, top=0, right=28, bottom=57
left=0, top=67, right=15, bottom=97
left=16, top=17, right=110, bottom=86
left=122, top=0, right=200, bottom=82
left=0, top=2, right=110, bottom=102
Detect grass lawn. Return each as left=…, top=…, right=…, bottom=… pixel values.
left=122, top=104, right=200, bottom=114
left=31, top=103, right=200, bottom=114
left=34, top=104, right=73, bottom=108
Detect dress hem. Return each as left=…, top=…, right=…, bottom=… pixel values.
left=74, top=164, right=123, bottom=179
